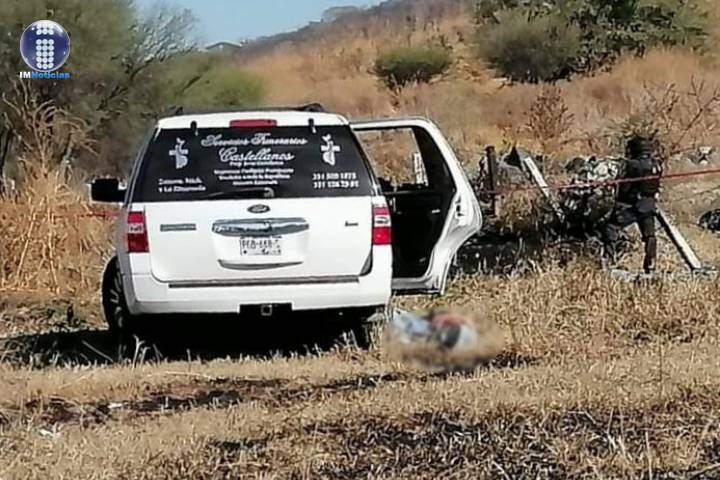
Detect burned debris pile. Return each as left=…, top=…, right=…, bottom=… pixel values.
left=700, top=209, right=720, bottom=233
left=454, top=145, right=716, bottom=279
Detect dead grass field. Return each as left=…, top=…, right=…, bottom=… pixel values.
left=2, top=258, right=720, bottom=479
left=3, top=2, right=720, bottom=478
left=3, top=223, right=720, bottom=478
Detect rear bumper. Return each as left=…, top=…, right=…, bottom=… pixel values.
left=122, top=250, right=392, bottom=315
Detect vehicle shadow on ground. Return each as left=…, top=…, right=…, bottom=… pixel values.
left=0, top=322, right=541, bottom=373
left=0, top=317, right=367, bottom=368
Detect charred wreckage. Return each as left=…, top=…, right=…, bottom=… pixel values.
left=451, top=144, right=719, bottom=281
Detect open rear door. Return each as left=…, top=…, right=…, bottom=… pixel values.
left=352, top=118, right=482, bottom=295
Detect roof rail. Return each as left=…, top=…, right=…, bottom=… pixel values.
left=297, top=103, right=326, bottom=112
left=160, top=103, right=327, bottom=117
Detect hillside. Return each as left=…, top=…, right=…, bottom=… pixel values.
left=237, top=0, right=468, bottom=59
left=2, top=1, right=720, bottom=478
left=240, top=0, right=720, bottom=220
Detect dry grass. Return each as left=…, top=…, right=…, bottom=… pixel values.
left=3, top=3, right=720, bottom=478
left=2, top=262, right=720, bottom=478
left=248, top=42, right=720, bottom=171
left=0, top=170, right=111, bottom=300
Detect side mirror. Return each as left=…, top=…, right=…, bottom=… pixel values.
left=91, top=178, right=126, bottom=203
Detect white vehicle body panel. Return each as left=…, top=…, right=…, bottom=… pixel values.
left=352, top=118, right=483, bottom=294
left=117, top=247, right=392, bottom=314
left=157, top=111, right=349, bottom=130
left=142, top=198, right=373, bottom=283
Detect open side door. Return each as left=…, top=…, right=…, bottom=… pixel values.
left=352, top=118, right=482, bottom=295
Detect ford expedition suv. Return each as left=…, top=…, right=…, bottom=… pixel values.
left=91, top=106, right=482, bottom=346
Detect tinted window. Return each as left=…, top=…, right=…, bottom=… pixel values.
left=131, top=126, right=374, bottom=202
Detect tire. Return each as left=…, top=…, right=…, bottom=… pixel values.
left=101, top=257, right=139, bottom=355
left=343, top=306, right=388, bottom=349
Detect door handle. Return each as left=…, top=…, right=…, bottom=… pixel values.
left=213, top=218, right=308, bottom=237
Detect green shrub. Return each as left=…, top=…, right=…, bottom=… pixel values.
left=480, top=10, right=582, bottom=82
left=476, top=0, right=710, bottom=82
left=183, top=64, right=266, bottom=108
left=374, top=46, right=452, bottom=90
left=562, top=0, right=710, bottom=71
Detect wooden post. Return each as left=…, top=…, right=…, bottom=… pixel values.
left=485, top=145, right=498, bottom=218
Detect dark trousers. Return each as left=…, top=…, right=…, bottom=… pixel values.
left=602, top=199, right=658, bottom=273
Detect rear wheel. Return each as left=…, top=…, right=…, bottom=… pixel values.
left=341, top=306, right=388, bottom=349
left=102, top=257, right=139, bottom=356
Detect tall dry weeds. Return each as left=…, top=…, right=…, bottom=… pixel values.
left=0, top=168, right=111, bottom=298
left=2, top=81, right=95, bottom=175
left=1, top=83, right=110, bottom=299
left=526, top=85, right=574, bottom=155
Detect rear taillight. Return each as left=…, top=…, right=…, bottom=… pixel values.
left=126, top=211, right=149, bottom=253
left=230, top=119, right=278, bottom=128
left=372, top=200, right=392, bottom=246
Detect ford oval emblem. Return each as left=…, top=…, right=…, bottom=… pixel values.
left=248, top=204, right=270, bottom=214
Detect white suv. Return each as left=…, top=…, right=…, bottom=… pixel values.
left=91, top=106, right=482, bottom=345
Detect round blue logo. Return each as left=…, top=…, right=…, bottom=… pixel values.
left=19, top=20, right=71, bottom=73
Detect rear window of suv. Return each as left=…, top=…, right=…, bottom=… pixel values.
left=131, top=126, right=375, bottom=202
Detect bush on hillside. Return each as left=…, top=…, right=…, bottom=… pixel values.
left=480, top=11, right=582, bottom=83
left=182, top=64, right=266, bottom=108
left=374, top=46, right=452, bottom=91
left=566, top=0, right=710, bottom=71
left=476, top=0, right=710, bottom=82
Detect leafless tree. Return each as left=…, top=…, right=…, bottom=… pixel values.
left=96, top=4, right=197, bottom=123
left=616, top=80, right=720, bottom=161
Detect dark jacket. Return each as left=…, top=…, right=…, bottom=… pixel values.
left=618, top=154, right=662, bottom=206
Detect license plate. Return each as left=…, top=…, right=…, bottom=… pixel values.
left=239, top=236, right=282, bottom=256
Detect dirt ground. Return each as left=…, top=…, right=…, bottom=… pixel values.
left=2, top=223, right=720, bottom=479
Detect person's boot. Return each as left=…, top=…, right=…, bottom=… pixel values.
left=643, top=237, right=657, bottom=274
left=601, top=243, right=619, bottom=270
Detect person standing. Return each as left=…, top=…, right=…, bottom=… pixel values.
left=602, top=135, right=664, bottom=274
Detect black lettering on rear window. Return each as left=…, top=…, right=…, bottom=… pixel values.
left=131, top=126, right=375, bottom=202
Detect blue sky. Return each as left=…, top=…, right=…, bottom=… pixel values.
left=137, top=0, right=384, bottom=45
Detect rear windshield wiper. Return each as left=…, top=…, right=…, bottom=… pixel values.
left=202, top=187, right=275, bottom=200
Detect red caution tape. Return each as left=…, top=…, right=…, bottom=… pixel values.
left=82, top=211, right=119, bottom=220
left=59, top=167, right=720, bottom=220
left=52, top=210, right=119, bottom=220
left=476, top=167, right=720, bottom=196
